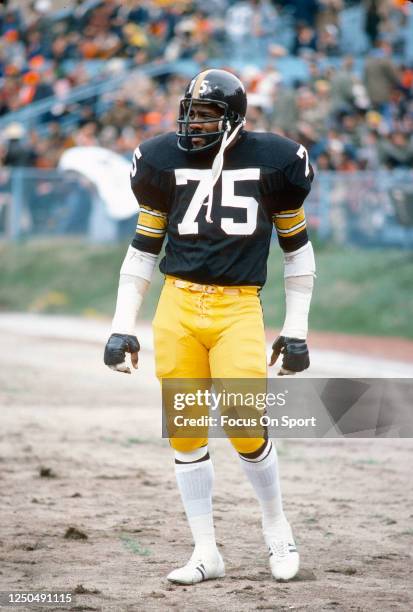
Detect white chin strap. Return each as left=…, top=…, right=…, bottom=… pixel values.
left=204, top=119, right=245, bottom=223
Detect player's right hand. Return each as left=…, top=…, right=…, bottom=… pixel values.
left=104, top=333, right=140, bottom=374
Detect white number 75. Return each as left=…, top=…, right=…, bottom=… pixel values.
left=175, top=168, right=260, bottom=236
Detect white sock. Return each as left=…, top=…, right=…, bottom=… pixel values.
left=238, top=440, right=286, bottom=538
left=174, top=447, right=217, bottom=557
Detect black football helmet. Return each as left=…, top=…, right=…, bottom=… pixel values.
left=176, top=68, right=247, bottom=153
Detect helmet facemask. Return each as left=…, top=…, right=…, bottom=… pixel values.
left=176, top=97, right=241, bottom=153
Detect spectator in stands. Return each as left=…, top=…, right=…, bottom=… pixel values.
left=378, top=131, right=413, bottom=168
left=100, top=97, right=136, bottom=132
left=357, top=129, right=381, bottom=170
left=292, top=23, right=317, bottom=55
left=364, top=39, right=401, bottom=111
left=1, top=0, right=412, bottom=177
left=279, top=0, right=320, bottom=28
left=295, top=86, right=328, bottom=137
left=364, top=0, right=383, bottom=45
left=3, top=122, right=38, bottom=167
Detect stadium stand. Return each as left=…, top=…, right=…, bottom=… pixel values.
left=0, top=0, right=412, bottom=243
left=1, top=0, right=412, bottom=170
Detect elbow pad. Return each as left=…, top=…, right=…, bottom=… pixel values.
left=283, top=241, right=316, bottom=278
left=120, top=245, right=158, bottom=282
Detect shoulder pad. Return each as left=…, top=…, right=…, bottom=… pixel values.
left=248, top=131, right=305, bottom=170
left=130, top=133, right=176, bottom=213
left=138, top=132, right=179, bottom=170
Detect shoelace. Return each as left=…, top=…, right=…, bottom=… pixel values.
left=268, top=540, right=290, bottom=559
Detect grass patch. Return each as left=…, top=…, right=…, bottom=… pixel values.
left=261, top=243, right=413, bottom=338
left=119, top=533, right=151, bottom=556
left=0, top=238, right=412, bottom=338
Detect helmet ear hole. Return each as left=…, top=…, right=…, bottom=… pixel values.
left=232, top=112, right=240, bottom=125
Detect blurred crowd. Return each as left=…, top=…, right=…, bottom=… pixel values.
left=1, top=0, right=413, bottom=172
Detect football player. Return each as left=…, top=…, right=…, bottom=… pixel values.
left=104, top=69, right=315, bottom=584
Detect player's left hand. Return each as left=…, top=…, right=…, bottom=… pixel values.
left=104, top=333, right=140, bottom=374
left=269, top=336, right=310, bottom=376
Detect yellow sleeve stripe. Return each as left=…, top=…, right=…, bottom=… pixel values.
left=273, top=206, right=304, bottom=222
left=136, top=224, right=166, bottom=235
left=273, top=206, right=305, bottom=216
left=135, top=205, right=168, bottom=238
left=275, top=218, right=306, bottom=235
left=276, top=221, right=307, bottom=238
left=138, top=211, right=168, bottom=231
left=274, top=211, right=301, bottom=219
left=140, top=205, right=167, bottom=219
left=273, top=206, right=305, bottom=232
left=273, top=206, right=305, bottom=226
left=136, top=227, right=166, bottom=239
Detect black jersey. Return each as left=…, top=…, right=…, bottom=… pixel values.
left=130, top=131, right=313, bottom=287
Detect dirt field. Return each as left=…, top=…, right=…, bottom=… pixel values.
left=1, top=325, right=412, bottom=612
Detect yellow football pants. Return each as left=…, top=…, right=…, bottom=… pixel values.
left=152, top=276, right=267, bottom=454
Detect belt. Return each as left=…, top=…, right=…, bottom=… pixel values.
left=166, top=276, right=258, bottom=295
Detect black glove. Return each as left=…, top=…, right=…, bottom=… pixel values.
left=269, top=336, right=310, bottom=374
left=104, top=333, right=140, bottom=374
